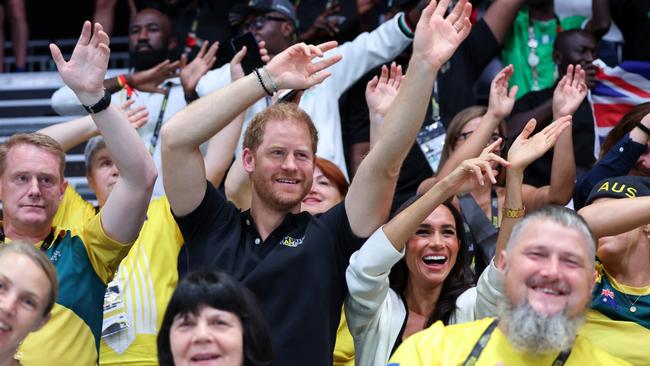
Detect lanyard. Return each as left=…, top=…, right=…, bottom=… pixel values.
left=184, top=7, right=203, bottom=53
left=149, top=82, right=173, bottom=156
left=0, top=224, right=63, bottom=252
left=490, top=187, right=499, bottom=228
left=461, top=319, right=572, bottom=366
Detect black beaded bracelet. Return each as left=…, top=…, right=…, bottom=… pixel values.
left=254, top=68, right=273, bottom=96
left=636, top=122, right=650, bottom=136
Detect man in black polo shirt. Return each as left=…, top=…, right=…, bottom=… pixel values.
left=160, top=1, right=473, bottom=364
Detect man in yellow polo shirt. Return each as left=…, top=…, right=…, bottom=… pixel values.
left=389, top=206, right=629, bottom=365
left=0, top=21, right=157, bottom=365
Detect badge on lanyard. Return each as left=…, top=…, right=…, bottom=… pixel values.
left=101, top=277, right=129, bottom=338
left=416, top=90, right=447, bottom=173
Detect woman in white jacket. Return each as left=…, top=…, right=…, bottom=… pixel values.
left=345, top=114, right=572, bottom=366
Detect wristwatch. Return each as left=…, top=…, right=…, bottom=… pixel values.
left=82, top=89, right=111, bottom=114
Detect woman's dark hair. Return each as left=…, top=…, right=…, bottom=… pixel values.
left=600, top=102, right=650, bottom=159
left=157, top=271, right=273, bottom=366
left=388, top=196, right=474, bottom=327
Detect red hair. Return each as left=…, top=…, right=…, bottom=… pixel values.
left=315, top=158, right=348, bottom=197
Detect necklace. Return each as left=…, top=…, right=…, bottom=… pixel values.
left=526, top=11, right=563, bottom=91
left=622, top=293, right=642, bottom=313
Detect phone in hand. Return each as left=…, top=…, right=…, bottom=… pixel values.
left=230, top=32, right=264, bottom=75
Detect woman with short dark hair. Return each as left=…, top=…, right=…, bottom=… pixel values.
left=157, top=271, right=272, bottom=366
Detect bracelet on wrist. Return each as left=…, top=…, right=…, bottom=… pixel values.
left=262, top=66, right=279, bottom=93
left=254, top=68, right=274, bottom=96
left=83, top=89, right=112, bottom=114
left=117, top=74, right=135, bottom=99
left=503, top=206, right=525, bottom=219
left=636, top=122, right=650, bottom=137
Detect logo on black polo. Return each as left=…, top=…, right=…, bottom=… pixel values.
left=280, top=235, right=304, bottom=247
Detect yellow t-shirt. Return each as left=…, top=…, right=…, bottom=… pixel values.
left=579, top=263, right=650, bottom=365
left=389, top=318, right=630, bottom=366
left=99, top=196, right=184, bottom=365
left=333, top=310, right=355, bottom=366
left=16, top=194, right=130, bottom=366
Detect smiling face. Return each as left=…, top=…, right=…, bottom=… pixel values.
left=502, top=219, right=595, bottom=318
left=0, top=252, right=51, bottom=359
left=301, top=167, right=344, bottom=215
left=0, top=144, right=66, bottom=232
left=404, top=205, right=460, bottom=290
left=170, top=305, right=244, bottom=366
left=244, top=119, right=314, bottom=212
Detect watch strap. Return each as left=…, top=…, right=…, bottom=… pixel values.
left=83, top=89, right=112, bottom=114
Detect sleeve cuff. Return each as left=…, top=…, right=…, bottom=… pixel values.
left=397, top=13, right=415, bottom=38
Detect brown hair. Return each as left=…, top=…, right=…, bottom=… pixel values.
left=0, top=241, right=59, bottom=316
left=439, top=106, right=507, bottom=166
left=243, top=103, right=318, bottom=154
left=315, top=157, right=349, bottom=196
left=0, top=133, right=66, bottom=179
left=600, top=102, right=650, bottom=159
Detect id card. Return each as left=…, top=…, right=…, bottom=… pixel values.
left=102, top=278, right=129, bottom=337
left=416, top=121, right=446, bottom=174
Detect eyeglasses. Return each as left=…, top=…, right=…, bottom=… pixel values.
left=456, top=131, right=504, bottom=148
left=245, top=15, right=289, bottom=31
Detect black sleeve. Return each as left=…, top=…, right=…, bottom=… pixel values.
left=319, top=202, right=367, bottom=268
left=175, top=182, right=241, bottom=276
left=459, top=18, right=500, bottom=80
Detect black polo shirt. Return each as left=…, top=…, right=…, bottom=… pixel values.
left=175, top=182, right=365, bottom=366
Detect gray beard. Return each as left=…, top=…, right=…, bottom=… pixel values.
left=498, top=298, right=585, bottom=356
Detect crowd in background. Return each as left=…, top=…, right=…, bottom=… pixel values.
left=0, top=0, right=649, bottom=365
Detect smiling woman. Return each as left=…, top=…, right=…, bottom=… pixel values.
left=0, top=241, right=58, bottom=366
left=157, top=271, right=273, bottom=366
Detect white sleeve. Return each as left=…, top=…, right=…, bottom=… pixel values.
left=474, top=259, right=503, bottom=319
left=195, top=63, right=233, bottom=97
left=51, top=85, right=87, bottom=116
left=322, top=12, right=412, bottom=96
left=344, top=226, right=404, bottom=335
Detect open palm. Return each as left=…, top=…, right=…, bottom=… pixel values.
left=508, top=116, right=572, bottom=171
left=50, top=21, right=109, bottom=104
left=265, top=41, right=342, bottom=91
left=553, top=64, right=587, bottom=117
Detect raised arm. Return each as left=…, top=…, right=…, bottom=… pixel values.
left=579, top=196, right=650, bottom=238
left=521, top=65, right=586, bottom=209
left=494, top=116, right=572, bottom=264
left=385, top=141, right=508, bottom=249
left=346, top=0, right=473, bottom=237
left=482, top=0, right=526, bottom=44
left=161, top=41, right=342, bottom=216
left=585, top=0, right=611, bottom=41
left=50, top=21, right=157, bottom=243
left=437, top=64, right=517, bottom=179
left=366, top=62, right=403, bottom=148
left=179, top=40, right=219, bottom=103
left=38, top=99, right=148, bottom=152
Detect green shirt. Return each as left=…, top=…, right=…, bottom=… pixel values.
left=501, top=6, right=585, bottom=99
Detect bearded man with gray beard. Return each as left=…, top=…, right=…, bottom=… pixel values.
left=389, top=206, right=629, bottom=365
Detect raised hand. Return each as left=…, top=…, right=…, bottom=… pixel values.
left=230, top=41, right=269, bottom=81
left=507, top=116, right=572, bottom=172
left=119, top=99, right=149, bottom=129
left=552, top=64, right=588, bottom=118
left=265, top=41, right=342, bottom=91
left=412, top=0, right=472, bottom=69
left=130, top=59, right=180, bottom=94
left=487, top=64, right=518, bottom=120
left=441, top=139, right=509, bottom=194
left=50, top=21, right=109, bottom=105
left=366, top=62, right=403, bottom=121
left=180, top=41, right=219, bottom=97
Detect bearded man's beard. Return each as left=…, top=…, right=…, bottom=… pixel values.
left=130, top=48, right=170, bottom=71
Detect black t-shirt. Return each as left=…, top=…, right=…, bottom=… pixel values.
left=610, top=0, right=650, bottom=61
left=175, top=183, right=365, bottom=366
left=510, top=87, right=596, bottom=187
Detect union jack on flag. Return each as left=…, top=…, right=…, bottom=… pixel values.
left=589, top=59, right=650, bottom=156
left=601, top=288, right=615, bottom=299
